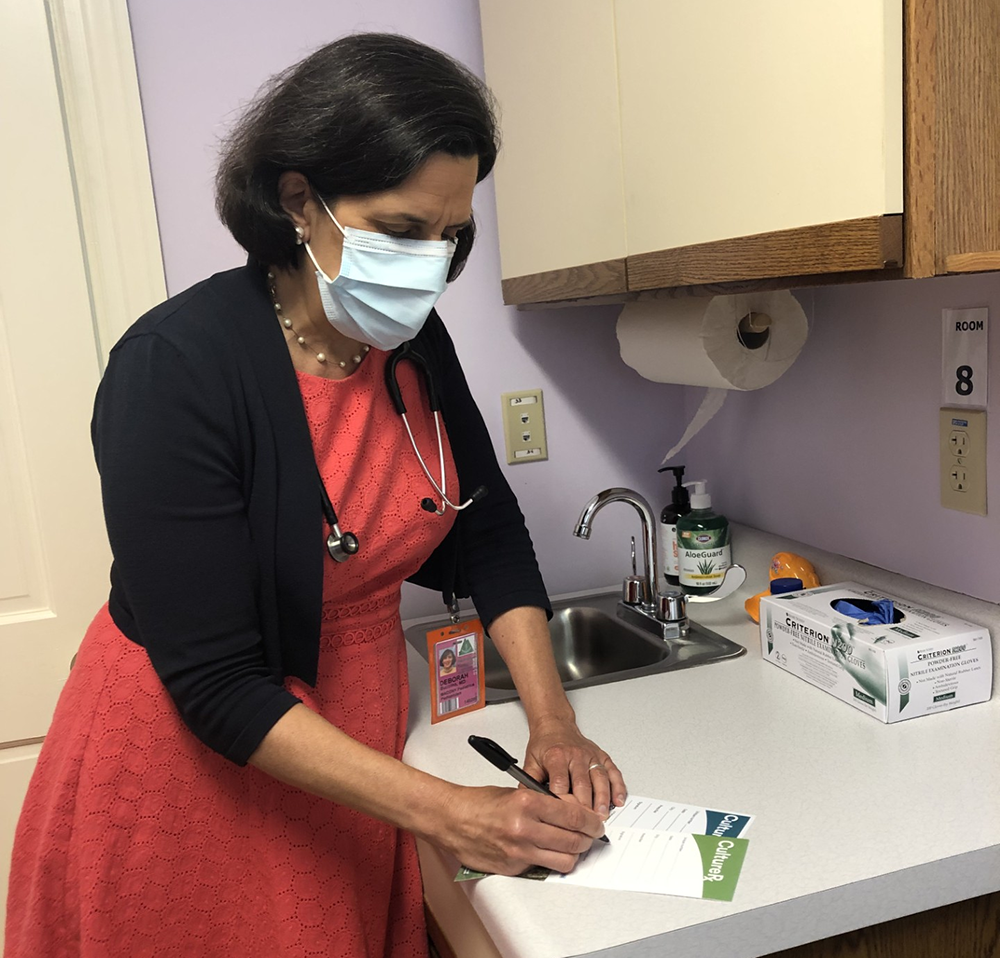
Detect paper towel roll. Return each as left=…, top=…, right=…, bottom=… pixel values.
left=616, top=290, right=809, bottom=464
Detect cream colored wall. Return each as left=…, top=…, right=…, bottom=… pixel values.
left=480, top=0, right=628, bottom=279
left=614, top=0, right=904, bottom=254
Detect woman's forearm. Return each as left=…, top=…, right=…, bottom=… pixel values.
left=247, top=700, right=606, bottom=875
left=247, top=703, right=453, bottom=841
left=487, top=605, right=575, bottom=727
left=488, top=605, right=628, bottom=812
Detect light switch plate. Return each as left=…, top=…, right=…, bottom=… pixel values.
left=501, top=389, right=548, bottom=465
left=940, top=407, right=987, bottom=515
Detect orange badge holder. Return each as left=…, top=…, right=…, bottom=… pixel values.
left=426, top=618, right=486, bottom=724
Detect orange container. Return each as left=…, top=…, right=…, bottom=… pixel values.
left=744, top=552, right=820, bottom=623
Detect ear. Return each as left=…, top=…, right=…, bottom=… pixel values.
left=277, top=171, right=317, bottom=238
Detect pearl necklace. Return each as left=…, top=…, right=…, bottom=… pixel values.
left=267, top=271, right=369, bottom=369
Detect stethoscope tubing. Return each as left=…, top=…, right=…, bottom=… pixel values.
left=318, top=341, right=487, bottom=560
left=401, top=408, right=474, bottom=515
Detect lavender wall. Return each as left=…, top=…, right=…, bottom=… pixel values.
left=682, top=271, right=1000, bottom=602
left=125, top=0, right=688, bottom=619
left=129, top=0, right=996, bottom=613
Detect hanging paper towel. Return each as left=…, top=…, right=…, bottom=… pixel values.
left=616, top=290, right=809, bottom=466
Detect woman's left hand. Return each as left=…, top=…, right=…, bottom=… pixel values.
left=522, top=718, right=627, bottom=819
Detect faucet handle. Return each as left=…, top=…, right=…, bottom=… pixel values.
left=623, top=574, right=648, bottom=606
left=656, top=589, right=687, bottom=623
left=622, top=536, right=648, bottom=605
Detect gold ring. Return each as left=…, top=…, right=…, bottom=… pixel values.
left=588, top=762, right=606, bottom=772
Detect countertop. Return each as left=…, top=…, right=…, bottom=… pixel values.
left=400, top=524, right=1000, bottom=958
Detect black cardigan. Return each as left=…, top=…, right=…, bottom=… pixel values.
left=92, top=264, right=549, bottom=764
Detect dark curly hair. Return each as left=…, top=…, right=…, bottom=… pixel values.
left=215, top=33, right=499, bottom=278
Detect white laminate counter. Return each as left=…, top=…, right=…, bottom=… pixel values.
left=401, top=524, right=1000, bottom=958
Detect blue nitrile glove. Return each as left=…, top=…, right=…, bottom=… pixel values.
left=833, top=598, right=895, bottom=625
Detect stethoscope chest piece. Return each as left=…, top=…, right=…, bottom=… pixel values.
left=327, top=527, right=360, bottom=563
left=317, top=461, right=360, bottom=562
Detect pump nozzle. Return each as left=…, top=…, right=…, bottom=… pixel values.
left=683, top=480, right=711, bottom=510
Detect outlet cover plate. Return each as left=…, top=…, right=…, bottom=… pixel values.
left=940, top=407, right=987, bottom=515
left=501, top=389, right=548, bottom=465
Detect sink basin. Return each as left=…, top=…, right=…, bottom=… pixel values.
left=405, top=590, right=745, bottom=703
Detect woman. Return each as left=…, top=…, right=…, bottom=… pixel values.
left=438, top=649, right=457, bottom=676
left=6, top=33, right=626, bottom=958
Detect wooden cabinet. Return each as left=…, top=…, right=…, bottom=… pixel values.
left=424, top=886, right=1000, bottom=957
left=479, top=0, right=1000, bottom=307
left=478, top=0, right=629, bottom=302
left=767, top=891, right=1000, bottom=958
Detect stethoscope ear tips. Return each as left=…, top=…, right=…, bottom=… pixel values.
left=420, top=498, right=437, bottom=513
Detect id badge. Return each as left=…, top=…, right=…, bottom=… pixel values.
left=426, top=618, right=486, bottom=724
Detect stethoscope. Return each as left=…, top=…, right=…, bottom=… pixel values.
left=320, top=341, right=487, bottom=562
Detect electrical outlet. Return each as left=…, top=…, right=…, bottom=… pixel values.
left=940, top=407, right=987, bottom=515
left=501, top=389, right=548, bottom=464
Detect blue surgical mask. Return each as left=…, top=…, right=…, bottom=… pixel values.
left=303, top=195, right=456, bottom=350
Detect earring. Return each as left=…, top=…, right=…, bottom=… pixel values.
left=295, top=226, right=304, bottom=245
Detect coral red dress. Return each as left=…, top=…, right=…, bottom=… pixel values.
left=6, top=350, right=456, bottom=958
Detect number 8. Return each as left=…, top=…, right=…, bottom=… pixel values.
left=956, top=365, right=974, bottom=396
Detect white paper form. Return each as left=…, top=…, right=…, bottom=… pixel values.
left=547, top=826, right=749, bottom=901
left=544, top=796, right=753, bottom=901
left=455, top=795, right=754, bottom=900
left=605, top=794, right=754, bottom=839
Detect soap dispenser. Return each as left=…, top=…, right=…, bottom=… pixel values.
left=658, top=466, right=691, bottom=586
left=676, top=480, right=732, bottom=596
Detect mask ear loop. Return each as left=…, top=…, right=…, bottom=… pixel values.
left=302, top=238, right=333, bottom=282
left=300, top=190, right=347, bottom=282
left=315, top=193, right=346, bottom=235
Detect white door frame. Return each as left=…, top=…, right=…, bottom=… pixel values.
left=1, top=3, right=163, bottom=943
left=1, top=0, right=164, bottom=756
left=47, top=0, right=166, bottom=364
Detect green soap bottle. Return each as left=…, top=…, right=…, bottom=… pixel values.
left=676, top=480, right=731, bottom=595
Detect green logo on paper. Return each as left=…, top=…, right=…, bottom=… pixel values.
left=458, top=637, right=474, bottom=656
left=693, top=833, right=749, bottom=902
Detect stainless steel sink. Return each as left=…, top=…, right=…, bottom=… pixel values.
left=405, top=591, right=745, bottom=703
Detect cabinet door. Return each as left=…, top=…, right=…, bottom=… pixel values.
left=615, top=0, right=903, bottom=286
left=479, top=0, right=628, bottom=302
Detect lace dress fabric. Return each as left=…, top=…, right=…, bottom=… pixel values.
left=7, top=349, right=457, bottom=957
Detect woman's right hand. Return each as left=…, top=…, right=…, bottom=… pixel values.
left=434, top=785, right=606, bottom=876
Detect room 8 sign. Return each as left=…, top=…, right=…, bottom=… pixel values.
left=942, top=307, right=988, bottom=408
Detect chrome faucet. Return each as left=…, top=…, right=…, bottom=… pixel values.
left=574, top=488, right=660, bottom=605
left=574, top=487, right=747, bottom=642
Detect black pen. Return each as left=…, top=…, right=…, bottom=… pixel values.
left=468, top=735, right=610, bottom=843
